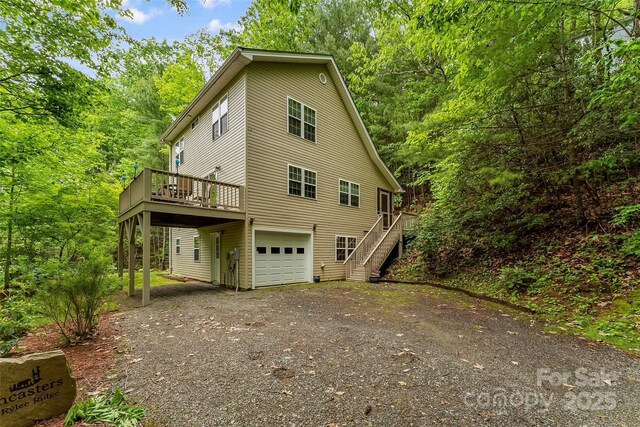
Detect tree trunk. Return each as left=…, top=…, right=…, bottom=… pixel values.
left=633, top=0, right=640, bottom=39
left=3, top=182, right=15, bottom=290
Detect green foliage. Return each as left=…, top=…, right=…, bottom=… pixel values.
left=0, top=289, right=35, bottom=356
left=37, top=249, right=119, bottom=342
left=612, top=204, right=640, bottom=226
left=499, top=267, right=537, bottom=293
left=619, top=230, right=640, bottom=257
left=64, top=387, right=146, bottom=427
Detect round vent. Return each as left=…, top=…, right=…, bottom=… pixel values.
left=319, top=73, right=327, bottom=85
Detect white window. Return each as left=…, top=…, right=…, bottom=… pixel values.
left=288, top=98, right=316, bottom=142
left=175, top=238, right=181, bottom=255
left=288, top=165, right=316, bottom=199
left=193, top=236, right=200, bottom=262
left=175, top=138, right=184, bottom=165
left=336, top=236, right=356, bottom=261
left=212, top=94, right=228, bottom=140
left=339, top=179, right=360, bottom=207
left=191, top=117, right=199, bottom=130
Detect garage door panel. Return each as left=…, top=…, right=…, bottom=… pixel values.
left=255, top=231, right=310, bottom=287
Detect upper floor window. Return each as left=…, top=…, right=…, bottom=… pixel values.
left=175, top=138, right=184, bottom=165
left=339, top=180, right=360, bottom=207
left=193, top=236, right=201, bottom=262
left=212, top=95, right=228, bottom=140
left=191, top=117, right=199, bottom=130
left=288, top=98, right=316, bottom=142
left=336, top=236, right=356, bottom=261
left=288, top=165, right=316, bottom=199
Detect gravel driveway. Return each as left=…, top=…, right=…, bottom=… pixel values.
left=116, top=281, right=640, bottom=426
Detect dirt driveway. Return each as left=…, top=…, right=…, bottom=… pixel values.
left=117, top=282, right=640, bottom=426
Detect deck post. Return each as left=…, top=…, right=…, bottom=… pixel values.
left=128, top=218, right=136, bottom=297
left=142, top=211, right=151, bottom=306
left=117, top=222, right=124, bottom=282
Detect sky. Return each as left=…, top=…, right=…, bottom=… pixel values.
left=117, top=0, right=252, bottom=42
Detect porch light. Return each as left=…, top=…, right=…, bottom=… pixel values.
left=133, top=162, right=139, bottom=177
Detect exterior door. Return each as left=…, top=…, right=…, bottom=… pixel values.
left=378, top=189, right=392, bottom=229
left=211, top=232, right=221, bottom=283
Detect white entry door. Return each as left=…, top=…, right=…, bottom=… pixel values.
left=211, top=232, right=221, bottom=283
left=254, top=231, right=310, bottom=287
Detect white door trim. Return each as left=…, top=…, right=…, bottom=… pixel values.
left=211, top=232, right=221, bottom=283
left=251, top=226, right=314, bottom=289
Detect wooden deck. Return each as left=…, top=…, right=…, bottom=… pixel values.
left=118, top=168, right=245, bottom=227
left=117, top=168, right=246, bottom=306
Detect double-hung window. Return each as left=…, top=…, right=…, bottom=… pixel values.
left=339, top=180, right=360, bottom=207
left=193, top=236, right=200, bottom=262
left=288, top=165, right=316, bottom=199
left=336, top=236, right=357, bottom=261
left=175, top=238, right=181, bottom=255
left=212, top=95, right=228, bottom=140
left=175, top=138, right=185, bottom=165
left=288, top=98, right=316, bottom=142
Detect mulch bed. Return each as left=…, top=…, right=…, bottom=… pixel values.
left=11, top=313, right=121, bottom=427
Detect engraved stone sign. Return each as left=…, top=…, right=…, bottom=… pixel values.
left=0, top=350, right=76, bottom=427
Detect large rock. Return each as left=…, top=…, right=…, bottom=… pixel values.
left=0, top=350, right=76, bottom=427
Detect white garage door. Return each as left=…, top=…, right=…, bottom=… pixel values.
left=254, top=231, right=310, bottom=287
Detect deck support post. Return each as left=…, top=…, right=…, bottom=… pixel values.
left=128, top=217, right=136, bottom=297
left=142, top=211, right=151, bottom=306
left=117, top=222, right=124, bottom=283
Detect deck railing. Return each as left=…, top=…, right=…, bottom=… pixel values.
left=119, top=168, right=244, bottom=214
left=343, top=215, right=384, bottom=279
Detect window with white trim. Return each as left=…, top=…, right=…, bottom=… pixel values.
left=288, top=98, right=316, bottom=142
left=336, top=236, right=357, bottom=261
left=175, top=138, right=184, bottom=165
left=339, top=180, right=360, bottom=207
left=193, top=236, right=200, bottom=262
left=288, top=165, right=316, bottom=199
left=175, top=238, right=181, bottom=255
left=212, top=95, right=228, bottom=140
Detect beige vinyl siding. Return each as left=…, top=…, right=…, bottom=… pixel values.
left=168, top=72, right=246, bottom=186
left=171, top=221, right=246, bottom=284
left=168, top=72, right=248, bottom=284
left=245, top=62, right=394, bottom=284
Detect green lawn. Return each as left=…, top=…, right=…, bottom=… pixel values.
left=129, top=271, right=184, bottom=288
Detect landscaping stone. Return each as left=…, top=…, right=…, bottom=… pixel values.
left=0, top=350, right=76, bottom=427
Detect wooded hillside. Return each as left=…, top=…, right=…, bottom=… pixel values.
left=1, top=1, right=639, bottom=350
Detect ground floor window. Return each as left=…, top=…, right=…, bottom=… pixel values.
left=175, top=238, right=181, bottom=255
left=193, top=236, right=200, bottom=262
left=336, top=235, right=356, bottom=261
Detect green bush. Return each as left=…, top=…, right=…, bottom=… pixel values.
left=64, top=387, right=146, bottom=427
left=0, top=289, right=35, bottom=356
left=499, top=266, right=537, bottom=293
left=37, top=250, right=119, bottom=343
left=620, top=229, right=640, bottom=258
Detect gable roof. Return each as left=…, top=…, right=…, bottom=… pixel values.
left=161, top=47, right=403, bottom=193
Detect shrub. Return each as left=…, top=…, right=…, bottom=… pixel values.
left=38, top=250, right=119, bottom=343
left=64, top=387, right=146, bottom=427
left=0, top=289, right=35, bottom=356
left=499, top=266, right=537, bottom=293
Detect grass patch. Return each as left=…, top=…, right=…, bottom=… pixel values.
left=131, top=271, right=184, bottom=288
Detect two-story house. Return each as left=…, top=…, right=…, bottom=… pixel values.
left=117, top=47, right=415, bottom=305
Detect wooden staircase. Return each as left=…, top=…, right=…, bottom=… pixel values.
left=344, top=212, right=417, bottom=281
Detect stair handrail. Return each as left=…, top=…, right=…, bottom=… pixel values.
left=362, top=212, right=404, bottom=267
left=343, top=215, right=383, bottom=265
